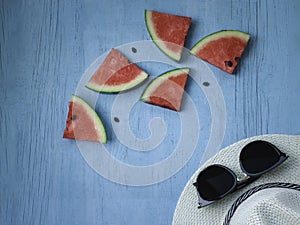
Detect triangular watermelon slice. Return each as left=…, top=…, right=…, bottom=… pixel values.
left=190, top=30, right=250, bottom=74
left=145, top=10, right=192, bottom=62
left=63, top=95, right=107, bottom=143
left=140, top=68, right=189, bottom=111
left=86, top=48, right=148, bottom=93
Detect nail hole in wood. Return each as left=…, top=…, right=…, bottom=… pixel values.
left=131, top=47, right=137, bottom=53
left=203, top=82, right=210, bottom=87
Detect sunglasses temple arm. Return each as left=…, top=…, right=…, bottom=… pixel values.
left=236, top=175, right=260, bottom=190
left=193, top=182, right=215, bottom=208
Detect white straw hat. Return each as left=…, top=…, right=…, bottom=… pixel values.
left=172, top=134, right=300, bottom=225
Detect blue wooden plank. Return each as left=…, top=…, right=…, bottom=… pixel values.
left=1, top=0, right=300, bottom=225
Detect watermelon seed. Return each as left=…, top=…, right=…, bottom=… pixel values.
left=131, top=47, right=137, bottom=53
left=235, top=57, right=240, bottom=62
left=71, top=115, right=77, bottom=120
left=203, top=82, right=210, bottom=87
left=225, top=61, right=233, bottom=67
left=114, top=117, right=120, bottom=123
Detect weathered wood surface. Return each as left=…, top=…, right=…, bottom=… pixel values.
left=1, top=0, right=300, bottom=224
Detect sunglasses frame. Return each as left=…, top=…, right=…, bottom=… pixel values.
left=193, top=140, right=288, bottom=208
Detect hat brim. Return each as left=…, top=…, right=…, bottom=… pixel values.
left=172, top=134, right=300, bottom=225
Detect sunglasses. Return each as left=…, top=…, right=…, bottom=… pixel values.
left=193, top=140, right=288, bottom=208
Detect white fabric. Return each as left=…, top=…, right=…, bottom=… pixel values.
left=229, top=188, right=300, bottom=225
left=172, top=135, right=300, bottom=225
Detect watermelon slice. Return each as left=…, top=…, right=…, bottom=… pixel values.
left=63, top=95, right=107, bottom=143
left=140, top=68, right=189, bottom=111
left=190, top=30, right=250, bottom=74
left=86, top=48, right=148, bottom=93
left=145, top=10, right=192, bottom=62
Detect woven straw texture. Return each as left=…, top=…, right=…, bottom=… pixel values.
left=172, top=135, right=300, bottom=225
left=229, top=187, right=300, bottom=225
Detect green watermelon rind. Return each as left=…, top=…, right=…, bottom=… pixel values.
left=140, top=68, right=189, bottom=103
left=72, top=95, right=107, bottom=143
left=190, top=30, right=250, bottom=55
left=85, top=70, right=149, bottom=93
left=145, top=10, right=182, bottom=62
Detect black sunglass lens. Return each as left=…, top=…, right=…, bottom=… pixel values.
left=240, top=141, right=282, bottom=174
left=196, top=165, right=236, bottom=201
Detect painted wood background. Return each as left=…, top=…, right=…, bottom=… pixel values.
left=1, top=0, right=300, bottom=224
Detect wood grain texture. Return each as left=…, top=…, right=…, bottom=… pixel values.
left=1, top=0, right=300, bottom=225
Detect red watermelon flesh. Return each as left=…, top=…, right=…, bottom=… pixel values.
left=149, top=74, right=188, bottom=111
left=63, top=95, right=107, bottom=143
left=86, top=48, right=148, bottom=93
left=140, top=68, right=189, bottom=111
left=145, top=10, right=192, bottom=61
left=190, top=30, right=250, bottom=74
